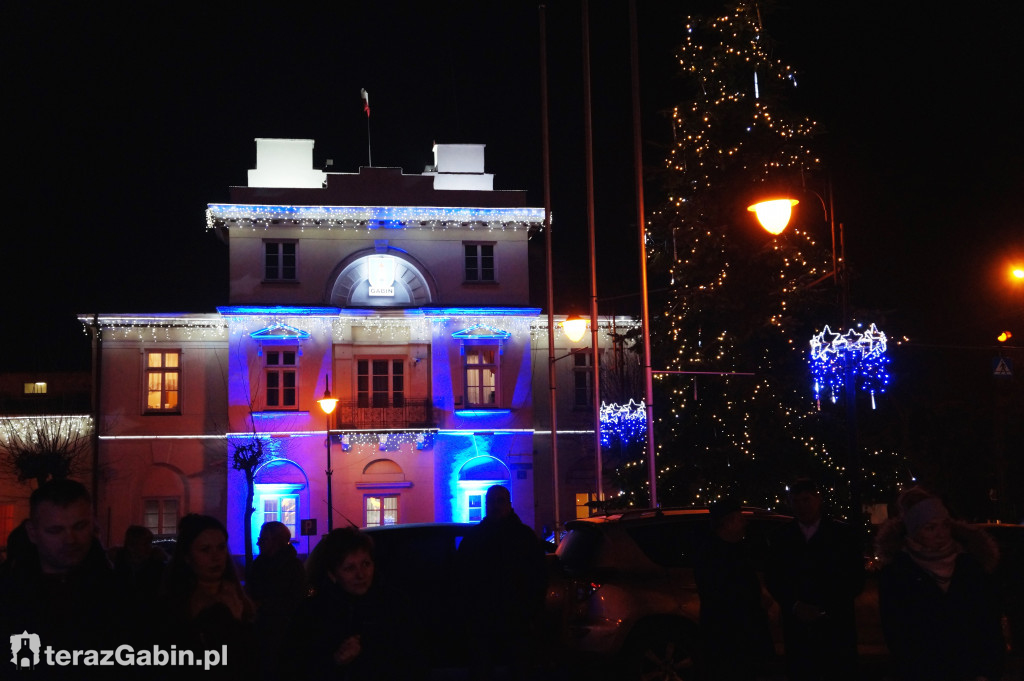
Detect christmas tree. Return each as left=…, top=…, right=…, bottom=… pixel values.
left=611, top=2, right=848, bottom=513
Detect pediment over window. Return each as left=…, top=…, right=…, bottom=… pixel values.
left=451, top=324, right=511, bottom=341
left=251, top=323, right=311, bottom=341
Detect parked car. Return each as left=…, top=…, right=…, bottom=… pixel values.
left=362, top=522, right=474, bottom=669
left=546, top=507, right=792, bottom=680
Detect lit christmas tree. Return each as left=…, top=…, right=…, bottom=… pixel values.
left=612, top=2, right=852, bottom=513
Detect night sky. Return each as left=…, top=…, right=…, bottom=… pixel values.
left=5, top=1, right=1023, bottom=372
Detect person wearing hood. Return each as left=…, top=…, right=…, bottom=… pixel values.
left=876, top=487, right=1004, bottom=681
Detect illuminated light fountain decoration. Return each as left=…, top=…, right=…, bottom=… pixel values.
left=809, top=324, right=890, bottom=409
left=599, top=400, right=647, bottom=448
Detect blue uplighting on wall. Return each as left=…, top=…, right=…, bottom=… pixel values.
left=454, top=409, right=513, bottom=417
left=451, top=324, right=512, bottom=341
left=423, top=307, right=542, bottom=317
left=218, top=306, right=342, bottom=316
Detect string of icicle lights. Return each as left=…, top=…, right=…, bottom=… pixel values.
left=809, top=324, right=890, bottom=408
left=599, top=400, right=647, bottom=448
left=0, top=415, right=94, bottom=443
left=206, top=205, right=545, bottom=232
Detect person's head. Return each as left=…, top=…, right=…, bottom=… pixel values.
left=307, top=527, right=375, bottom=596
left=175, top=514, right=233, bottom=586
left=485, top=485, right=512, bottom=520
left=123, top=525, right=154, bottom=560
left=709, top=496, right=746, bottom=543
left=257, top=521, right=291, bottom=557
left=26, top=479, right=94, bottom=574
left=898, top=488, right=952, bottom=551
left=789, top=478, right=823, bottom=525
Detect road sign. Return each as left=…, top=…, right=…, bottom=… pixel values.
left=993, top=357, right=1013, bottom=378
left=300, top=518, right=317, bottom=536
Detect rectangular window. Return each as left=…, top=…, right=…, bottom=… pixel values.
left=575, top=492, right=597, bottom=519
left=464, top=346, right=499, bottom=407
left=260, top=495, right=298, bottom=541
left=265, top=349, right=298, bottom=409
left=143, top=498, right=179, bottom=537
left=23, top=382, right=47, bottom=394
left=464, top=243, right=495, bottom=282
left=357, top=359, right=405, bottom=408
left=573, top=350, right=593, bottom=408
left=467, top=493, right=484, bottom=523
left=365, top=495, right=399, bottom=527
left=264, top=241, right=297, bottom=281
left=146, top=351, right=180, bottom=412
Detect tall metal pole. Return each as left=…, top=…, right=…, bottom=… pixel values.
left=539, top=4, right=561, bottom=536
left=582, top=0, right=603, bottom=503
left=629, top=0, right=657, bottom=508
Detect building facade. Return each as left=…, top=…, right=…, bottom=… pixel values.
left=79, top=138, right=639, bottom=557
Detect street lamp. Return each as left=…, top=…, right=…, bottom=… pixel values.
left=561, top=313, right=589, bottom=343
left=747, top=198, right=799, bottom=235
left=317, top=375, right=338, bottom=532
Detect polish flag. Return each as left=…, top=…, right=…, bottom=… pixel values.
left=360, top=88, right=370, bottom=117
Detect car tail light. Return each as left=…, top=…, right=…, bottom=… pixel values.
left=575, top=580, right=602, bottom=601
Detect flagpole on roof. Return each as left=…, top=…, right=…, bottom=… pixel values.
left=361, top=88, right=372, bottom=167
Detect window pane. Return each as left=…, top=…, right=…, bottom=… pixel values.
left=283, top=352, right=296, bottom=366
left=267, top=351, right=280, bottom=366
left=165, top=353, right=179, bottom=368
left=148, top=353, right=163, bottom=368
left=163, top=500, right=178, bottom=535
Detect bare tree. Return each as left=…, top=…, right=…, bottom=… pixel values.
left=231, top=424, right=268, bottom=571
left=0, top=415, right=93, bottom=488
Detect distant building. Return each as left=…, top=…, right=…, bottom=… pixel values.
left=79, top=139, right=640, bottom=557
left=0, top=371, right=93, bottom=553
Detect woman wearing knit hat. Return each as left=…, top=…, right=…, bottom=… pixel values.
left=875, top=488, right=1004, bottom=681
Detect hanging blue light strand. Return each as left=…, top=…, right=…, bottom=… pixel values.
left=809, top=324, right=890, bottom=407
left=599, top=400, right=647, bottom=447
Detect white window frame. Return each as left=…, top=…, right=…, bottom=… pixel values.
left=264, top=347, right=298, bottom=410
left=463, top=344, right=500, bottom=408
left=145, top=350, right=181, bottom=413
left=356, top=358, right=406, bottom=408
left=143, top=497, right=180, bottom=538
left=264, top=240, right=298, bottom=282
left=463, top=242, right=496, bottom=283
left=364, top=494, right=399, bottom=527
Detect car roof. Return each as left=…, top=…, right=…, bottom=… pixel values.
left=565, top=506, right=790, bottom=529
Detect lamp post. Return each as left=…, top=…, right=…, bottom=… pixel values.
left=317, top=375, right=338, bottom=532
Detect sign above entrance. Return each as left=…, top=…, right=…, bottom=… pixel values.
left=368, top=255, right=396, bottom=297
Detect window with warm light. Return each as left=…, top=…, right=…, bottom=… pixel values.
left=576, top=492, right=597, bottom=519
left=357, top=359, right=405, bottom=408
left=23, top=382, right=47, bottom=394
left=143, top=497, right=179, bottom=538
left=265, top=349, right=298, bottom=409
left=464, top=345, right=499, bottom=407
left=365, top=495, right=399, bottom=527
left=464, top=243, right=496, bottom=282
left=264, top=240, right=297, bottom=281
left=145, top=351, right=180, bottom=412
left=260, top=494, right=298, bottom=541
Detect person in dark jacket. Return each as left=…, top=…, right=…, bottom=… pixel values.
left=289, top=526, right=414, bottom=680
left=456, top=484, right=547, bottom=681
left=0, top=479, right=128, bottom=679
left=765, top=478, right=864, bottom=681
left=876, top=487, right=1004, bottom=681
left=246, top=521, right=306, bottom=679
left=694, top=496, right=774, bottom=680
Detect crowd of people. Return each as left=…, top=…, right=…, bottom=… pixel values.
left=0, top=477, right=1012, bottom=680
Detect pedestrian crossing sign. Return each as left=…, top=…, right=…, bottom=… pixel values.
left=993, top=357, right=1013, bottom=377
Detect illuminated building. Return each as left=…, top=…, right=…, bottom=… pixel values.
left=79, top=139, right=634, bottom=555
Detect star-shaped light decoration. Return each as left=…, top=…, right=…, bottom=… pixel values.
left=809, top=324, right=890, bottom=408
left=599, top=400, right=647, bottom=448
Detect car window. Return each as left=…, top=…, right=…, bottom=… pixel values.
left=557, top=525, right=604, bottom=571
left=625, top=519, right=708, bottom=568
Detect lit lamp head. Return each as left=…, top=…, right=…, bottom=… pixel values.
left=317, top=390, right=338, bottom=415
left=1011, top=266, right=1024, bottom=281
left=747, top=198, right=799, bottom=235
left=561, top=314, right=589, bottom=343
